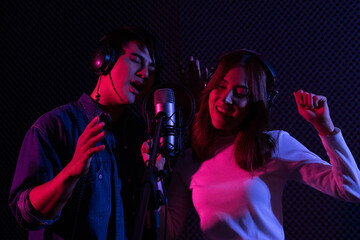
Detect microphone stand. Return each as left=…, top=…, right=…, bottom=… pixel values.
left=132, top=114, right=166, bottom=240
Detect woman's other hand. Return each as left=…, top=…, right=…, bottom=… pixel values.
left=141, top=140, right=166, bottom=170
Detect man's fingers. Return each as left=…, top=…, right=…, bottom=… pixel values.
left=88, top=121, right=105, bottom=137
left=84, top=145, right=106, bottom=161
left=79, top=120, right=105, bottom=143
left=84, top=130, right=106, bottom=149
left=85, top=116, right=100, bottom=131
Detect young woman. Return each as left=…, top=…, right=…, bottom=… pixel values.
left=143, top=49, right=360, bottom=239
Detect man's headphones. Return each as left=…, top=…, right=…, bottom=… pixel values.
left=206, top=49, right=279, bottom=109
left=89, top=36, right=119, bottom=76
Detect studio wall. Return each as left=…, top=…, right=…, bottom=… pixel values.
left=1, top=1, right=359, bottom=239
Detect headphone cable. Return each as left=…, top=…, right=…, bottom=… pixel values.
left=93, top=75, right=102, bottom=118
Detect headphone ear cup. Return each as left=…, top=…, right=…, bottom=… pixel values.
left=204, top=67, right=215, bottom=88
left=90, top=44, right=116, bottom=76
left=267, top=89, right=279, bottom=110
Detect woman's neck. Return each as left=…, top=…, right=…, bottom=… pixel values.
left=212, top=133, right=237, bottom=153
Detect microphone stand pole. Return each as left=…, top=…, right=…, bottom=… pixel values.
left=132, top=114, right=166, bottom=240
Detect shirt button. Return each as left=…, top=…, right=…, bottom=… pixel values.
left=98, top=174, right=103, bottom=180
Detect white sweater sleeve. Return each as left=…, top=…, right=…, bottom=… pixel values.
left=277, top=129, right=360, bottom=202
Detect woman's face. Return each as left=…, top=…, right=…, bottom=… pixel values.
left=208, top=66, right=250, bottom=135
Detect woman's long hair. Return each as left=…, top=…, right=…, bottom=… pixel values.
left=192, top=50, right=275, bottom=172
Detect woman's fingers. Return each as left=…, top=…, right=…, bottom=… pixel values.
left=141, top=139, right=166, bottom=170
left=294, top=89, right=324, bottom=110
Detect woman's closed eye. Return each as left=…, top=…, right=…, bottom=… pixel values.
left=216, top=84, right=227, bottom=89
left=233, top=88, right=248, bottom=98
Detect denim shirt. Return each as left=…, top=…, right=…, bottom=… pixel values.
left=8, top=93, right=142, bottom=240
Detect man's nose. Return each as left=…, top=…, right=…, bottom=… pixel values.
left=137, top=67, right=149, bottom=79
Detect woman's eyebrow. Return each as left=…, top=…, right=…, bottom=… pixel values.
left=221, top=78, right=248, bottom=89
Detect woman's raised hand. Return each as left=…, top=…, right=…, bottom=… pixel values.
left=293, top=89, right=336, bottom=136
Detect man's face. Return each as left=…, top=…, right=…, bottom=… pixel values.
left=109, top=40, right=156, bottom=105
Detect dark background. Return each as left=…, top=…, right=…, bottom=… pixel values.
left=1, top=1, right=360, bottom=239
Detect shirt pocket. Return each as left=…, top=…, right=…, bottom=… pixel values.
left=82, top=155, right=112, bottom=220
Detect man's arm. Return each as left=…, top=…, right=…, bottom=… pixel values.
left=29, top=116, right=105, bottom=219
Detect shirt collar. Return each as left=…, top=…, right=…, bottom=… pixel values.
left=78, top=93, right=112, bottom=123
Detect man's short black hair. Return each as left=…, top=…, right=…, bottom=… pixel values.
left=104, top=26, right=164, bottom=74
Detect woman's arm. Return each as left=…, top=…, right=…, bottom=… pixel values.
left=282, top=90, right=360, bottom=201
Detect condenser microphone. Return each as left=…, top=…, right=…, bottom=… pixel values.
left=154, top=88, right=176, bottom=158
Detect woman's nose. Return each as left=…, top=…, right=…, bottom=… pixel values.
left=223, top=90, right=233, bottom=104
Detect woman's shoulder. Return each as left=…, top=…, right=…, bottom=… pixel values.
left=265, top=130, right=304, bottom=154
left=266, top=129, right=317, bottom=162
left=266, top=129, right=291, bottom=142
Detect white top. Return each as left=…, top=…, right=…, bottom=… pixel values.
left=163, top=130, right=360, bottom=240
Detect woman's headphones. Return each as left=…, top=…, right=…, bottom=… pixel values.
left=206, top=49, right=279, bottom=109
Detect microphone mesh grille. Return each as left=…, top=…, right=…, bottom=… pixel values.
left=154, top=88, right=175, bottom=104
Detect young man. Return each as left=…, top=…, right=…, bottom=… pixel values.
left=9, top=26, right=163, bottom=239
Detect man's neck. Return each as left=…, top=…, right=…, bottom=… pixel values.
left=90, top=91, right=127, bottom=122
left=100, top=104, right=127, bottom=122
